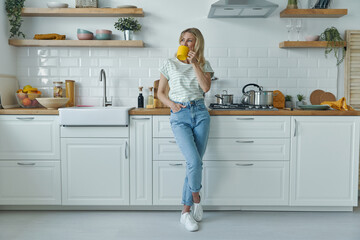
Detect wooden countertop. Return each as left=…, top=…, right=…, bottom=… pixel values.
left=130, top=108, right=360, bottom=116
left=0, top=108, right=59, bottom=115
left=1, top=107, right=360, bottom=116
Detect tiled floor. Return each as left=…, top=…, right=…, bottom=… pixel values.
left=1, top=207, right=360, bottom=240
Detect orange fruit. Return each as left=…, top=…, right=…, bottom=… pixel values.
left=22, top=98, right=31, bottom=106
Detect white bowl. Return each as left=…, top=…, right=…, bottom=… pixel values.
left=36, top=97, right=69, bottom=109
left=47, top=2, right=69, bottom=8
left=305, top=35, right=320, bottom=41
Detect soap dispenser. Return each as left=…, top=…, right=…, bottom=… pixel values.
left=138, top=87, right=144, bottom=108
left=147, top=87, right=154, bottom=108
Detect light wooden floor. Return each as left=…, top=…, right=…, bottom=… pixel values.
left=1, top=208, right=360, bottom=240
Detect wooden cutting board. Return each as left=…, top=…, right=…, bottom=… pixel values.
left=310, top=89, right=325, bottom=105
left=273, top=90, right=285, bottom=109
left=320, top=92, right=336, bottom=103
left=153, top=79, right=169, bottom=108
left=0, top=74, right=20, bottom=108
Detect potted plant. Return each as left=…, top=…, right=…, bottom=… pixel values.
left=5, top=0, right=26, bottom=38
left=114, top=17, right=142, bottom=40
left=285, top=95, right=293, bottom=108
left=319, top=27, right=346, bottom=66
left=296, top=94, right=306, bottom=109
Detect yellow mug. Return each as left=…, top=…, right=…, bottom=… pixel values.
left=176, top=45, right=189, bottom=61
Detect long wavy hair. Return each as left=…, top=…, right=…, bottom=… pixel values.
left=178, top=28, right=206, bottom=68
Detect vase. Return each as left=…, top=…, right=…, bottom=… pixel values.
left=296, top=101, right=305, bottom=109
left=285, top=101, right=293, bottom=108
left=287, top=0, right=298, bottom=9
left=124, top=30, right=133, bottom=40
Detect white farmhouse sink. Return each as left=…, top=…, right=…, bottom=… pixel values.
left=59, top=106, right=134, bottom=126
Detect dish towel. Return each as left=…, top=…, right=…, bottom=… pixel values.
left=321, top=97, right=354, bottom=111
left=33, top=34, right=66, bottom=40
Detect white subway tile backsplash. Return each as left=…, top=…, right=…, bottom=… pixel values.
left=279, top=58, right=297, bottom=68
left=308, top=68, right=328, bottom=78
left=228, top=68, right=247, bottom=78
left=248, top=48, right=268, bottom=58
left=17, top=46, right=338, bottom=106
left=288, top=68, right=307, bottom=78
left=140, top=58, right=160, bottom=67
left=209, top=48, right=228, bottom=57
left=238, top=58, right=258, bottom=68
left=228, top=48, right=247, bottom=57
left=99, top=58, right=119, bottom=67
left=129, top=68, right=149, bottom=78
left=60, top=58, right=79, bottom=67
left=258, top=58, right=278, bottom=68
left=120, top=58, right=140, bottom=67
left=248, top=68, right=267, bottom=78
left=219, top=58, right=238, bottom=67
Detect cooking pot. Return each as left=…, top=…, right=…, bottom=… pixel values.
left=215, top=90, right=233, bottom=104
left=254, top=90, right=275, bottom=106
left=241, top=83, right=262, bottom=105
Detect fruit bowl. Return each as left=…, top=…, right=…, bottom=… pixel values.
left=15, top=92, right=42, bottom=108
left=36, top=98, right=69, bottom=109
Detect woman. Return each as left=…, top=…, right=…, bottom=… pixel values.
left=157, top=28, right=214, bottom=232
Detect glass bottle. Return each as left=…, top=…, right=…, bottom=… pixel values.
left=147, top=87, right=154, bottom=107
left=138, top=87, right=144, bottom=108
left=53, top=81, right=64, bottom=98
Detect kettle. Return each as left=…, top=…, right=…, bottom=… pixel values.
left=241, top=83, right=262, bottom=105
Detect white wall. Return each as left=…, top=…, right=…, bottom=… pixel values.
left=0, top=3, right=16, bottom=75
left=14, top=0, right=360, bottom=106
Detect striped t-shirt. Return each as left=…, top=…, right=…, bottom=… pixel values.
left=159, top=58, right=214, bottom=102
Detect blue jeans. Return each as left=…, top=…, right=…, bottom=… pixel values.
left=169, top=99, right=210, bottom=206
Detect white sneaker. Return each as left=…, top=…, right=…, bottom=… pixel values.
left=192, top=202, right=203, bottom=222
left=180, top=212, right=199, bottom=232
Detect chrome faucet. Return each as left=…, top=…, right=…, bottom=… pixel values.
left=99, top=69, right=112, bottom=107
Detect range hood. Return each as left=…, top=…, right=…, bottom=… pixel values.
left=208, top=0, right=278, bottom=18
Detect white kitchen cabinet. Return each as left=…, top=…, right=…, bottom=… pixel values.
left=153, top=138, right=184, bottom=160
left=61, top=137, right=129, bottom=205
left=153, top=161, right=186, bottom=205
left=153, top=116, right=172, bottom=138
left=0, top=115, right=60, bottom=159
left=202, top=161, right=289, bottom=205
left=0, top=161, right=61, bottom=205
left=130, top=116, right=153, bottom=205
left=290, top=117, right=360, bottom=206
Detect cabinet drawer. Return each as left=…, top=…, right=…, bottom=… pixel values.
left=153, top=116, right=172, bottom=138
left=203, top=161, right=289, bottom=206
left=153, top=138, right=184, bottom=160
left=153, top=161, right=186, bottom=205
left=210, top=116, right=290, bottom=138
left=0, top=116, right=60, bottom=159
left=204, top=138, right=290, bottom=161
left=0, top=161, right=61, bottom=205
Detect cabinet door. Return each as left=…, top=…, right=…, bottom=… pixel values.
left=0, top=116, right=60, bottom=159
left=153, top=138, right=184, bottom=160
left=153, top=116, right=172, bottom=137
left=61, top=138, right=129, bottom=205
left=290, top=117, right=360, bottom=206
left=153, top=161, right=186, bottom=205
left=203, top=161, right=289, bottom=206
left=130, top=116, right=152, bottom=205
left=0, top=161, right=61, bottom=205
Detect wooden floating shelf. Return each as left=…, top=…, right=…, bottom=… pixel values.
left=279, top=41, right=347, bottom=48
left=8, top=39, right=144, bottom=47
left=21, top=7, right=144, bottom=17
left=280, top=9, right=347, bottom=18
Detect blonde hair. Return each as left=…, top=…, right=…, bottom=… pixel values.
left=179, top=28, right=206, bottom=68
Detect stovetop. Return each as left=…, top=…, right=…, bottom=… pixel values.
left=209, top=103, right=278, bottom=111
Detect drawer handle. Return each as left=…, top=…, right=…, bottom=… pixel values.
left=235, top=163, right=254, bottom=167
left=125, top=141, right=128, bottom=159
left=169, top=163, right=183, bottom=166
left=236, top=140, right=254, bottom=143
left=169, top=140, right=176, bottom=144
left=236, top=118, right=254, bottom=120
left=16, top=117, right=35, bottom=120
left=17, top=162, right=36, bottom=166
left=132, top=117, right=150, bottom=120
